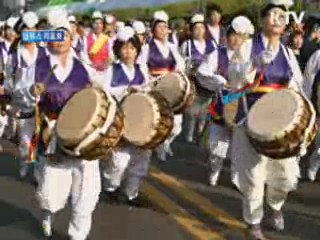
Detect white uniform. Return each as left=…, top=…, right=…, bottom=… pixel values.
left=304, top=49, right=320, bottom=181
left=138, top=39, right=185, bottom=161
left=4, top=44, right=45, bottom=180
left=97, top=63, right=152, bottom=200
left=28, top=51, right=101, bottom=240
left=232, top=34, right=305, bottom=226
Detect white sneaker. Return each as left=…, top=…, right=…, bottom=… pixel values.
left=19, top=165, right=28, bottom=179
left=209, top=173, right=218, bottom=186
left=167, top=146, right=174, bottom=157
left=308, top=167, right=318, bottom=182
left=41, top=219, right=52, bottom=237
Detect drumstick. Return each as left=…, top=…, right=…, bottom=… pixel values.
left=33, top=64, right=58, bottom=97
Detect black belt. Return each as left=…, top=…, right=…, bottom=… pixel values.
left=17, top=111, right=35, bottom=119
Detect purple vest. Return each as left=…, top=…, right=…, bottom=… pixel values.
left=11, top=46, right=46, bottom=72
left=186, top=39, right=216, bottom=65
left=147, top=39, right=176, bottom=75
left=35, top=55, right=90, bottom=116
left=235, top=34, right=293, bottom=122
left=73, top=38, right=83, bottom=56
left=111, top=63, right=144, bottom=87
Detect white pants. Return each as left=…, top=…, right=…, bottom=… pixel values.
left=37, top=157, right=101, bottom=240
left=156, top=114, right=183, bottom=158
left=232, top=127, right=300, bottom=225
left=207, top=123, right=232, bottom=182
left=17, top=117, right=40, bottom=178
left=103, top=146, right=152, bottom=199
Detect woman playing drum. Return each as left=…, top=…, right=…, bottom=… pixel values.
left=197, top=16, right=254, bottom=186
left=99, top=26, right=153, bottom=204
left=229, top=1, right=307, bottom=239
left=137, top=10, right=186, bottom=161
left=180, top=13, right=216, bottom=143
left=3, top=11, right=47, bottom=181
left=26, top=9, right=101, bottom=240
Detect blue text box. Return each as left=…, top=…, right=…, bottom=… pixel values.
left=22, top=30, right=65, bottom=43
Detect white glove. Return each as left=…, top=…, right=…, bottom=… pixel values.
left=212, top=75, right=227, bottom=88
left=255, top=49, right=273, bottom=66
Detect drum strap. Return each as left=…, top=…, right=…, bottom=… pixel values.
left=27, top=96, right=41, bottom=163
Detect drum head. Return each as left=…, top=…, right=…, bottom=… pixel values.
left=153, top=72, right=188, bottom=111
left=57, top=88, right=107, bottom=147
left=121, top=93, right=160, bottom=145
left=247, top=89, right=304, bottom=141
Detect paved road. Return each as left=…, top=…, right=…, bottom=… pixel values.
left=0, top=139, right=320, bottom=240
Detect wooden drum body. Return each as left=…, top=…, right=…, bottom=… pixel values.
left=120, top=91, right=174, bottom=149
left=247, top=89, right=317, bottom=159
left=152, top=72, right=195, bottom=113
left=56, top=87, right=124, bottom=160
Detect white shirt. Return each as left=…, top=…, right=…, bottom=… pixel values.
left=180, top=39, right=206, bottom=59
left=49, top=50, right=74, bottom=83
left=137, top=39, right=186, bottom=74
left=99, top=63, right=150, bottom=102
left=207, top=25, right=220, bottom=44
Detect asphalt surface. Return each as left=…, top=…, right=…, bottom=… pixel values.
left=0, top=138, right=320, bottom=240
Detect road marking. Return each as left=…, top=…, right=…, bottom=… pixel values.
left=149, top=166, right=247, bottom=235
left=142, top=181, right=225, bottom=240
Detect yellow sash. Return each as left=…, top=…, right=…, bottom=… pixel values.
left=89, top=34, right=109, bottom=55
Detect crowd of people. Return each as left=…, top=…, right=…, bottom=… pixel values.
left=0, top=0, right=319, bottom=239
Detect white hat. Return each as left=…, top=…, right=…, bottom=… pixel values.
left=22, top=12, right=38, bottom=29
left=153, top=10, right=169, bottom=23
left=132, top=21, right=146, bottom=34
left=231, top=16, right=255, bottom=35
left=47, top=9, right=71, bottom=32
left=116, top=26, right=135, bottom=42
left=68, top=15, right=77, bottom=23
left=92, top=11, right=103, bottom=20
left=266, top=0, right=294, bottom=9
left=105, top=14, right=115, bottom=24
left=190, top=14, right=205, bottom=24
left=116, top=21, right=125, bottom=30
left=6, top=17, right=19, bottom=29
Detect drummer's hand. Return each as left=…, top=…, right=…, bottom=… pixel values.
left=255, top=50, right=273, bottom=66
left=213, top=75, right=228, bottom=88
left=31, top=83, right=46, bottom=96
left=127, top=87, right=138, bottom=93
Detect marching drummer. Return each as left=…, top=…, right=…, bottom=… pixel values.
left=303, top=48, right=320, bottom=182
left=82, top=11, right=111, bottom=71
left=4, top=11, right=47, bottom=181
left=23, top=9, right=101, bottom=239
left=180, top=13, right=216, bottom=143
left=197, top=16, right=254, bottom=186
left=138, top=10, right=185, bottom=161
left=228, top=1, right=305, bottom=239
left=68, top=15, right=84, bottom=58
left=205, top=4, right=226, bottom=48
left=98, top=26, right=152, bottom=205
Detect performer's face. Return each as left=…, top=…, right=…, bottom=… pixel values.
left=120, top=42, right=137, bottom=64
left=209, top=11, right=221, bottom=25
left=93, top=19, right=104, bottom=34
left=136, top=34, right=145, bottom=44
left=292, top=34, right=304, bottom=49
left=192, top=23, right=205, bottom=39
left=153, top=22, right=169, bottom=41
left=50, top=30, right=72, bottom=54
left=5, top=27, right=16, bottom=41
left=105, top=24, right=115, bottom=34
left=227, top=33, right=245, bottom=51
left=263, top=8, right=287, bottom=36
left=70, top=22, right=77, bottom=36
